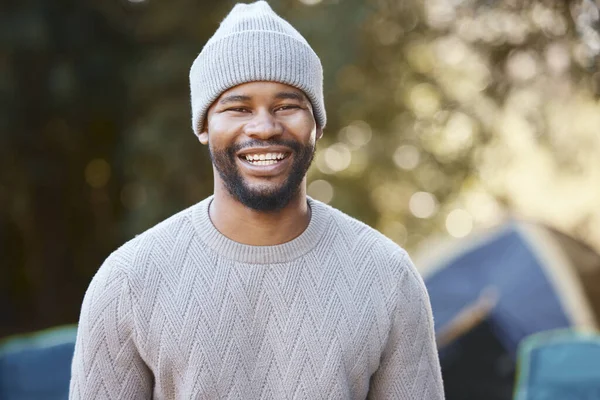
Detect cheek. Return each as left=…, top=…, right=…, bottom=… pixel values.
left=207, top=118, right=237, bottom=147
left=209, top=116, right=229, bottom=132
left=286, top=114, right=317, bottom=141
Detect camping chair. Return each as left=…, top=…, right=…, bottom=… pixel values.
left=0, top=325, right=77, bottom=400
left=514, top=329, right=600, bottom=400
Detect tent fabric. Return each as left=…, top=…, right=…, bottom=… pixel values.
left=415, top=221, right=600, bottom=400
left=547, top=228, right=600, bottom=323
left=421, top=221, right=587, bottom=355
left=514, top=329, right=600, bottom=400
left=440, top=318, right=516, bottom=400
left=0, top=325, right=77, bottom=400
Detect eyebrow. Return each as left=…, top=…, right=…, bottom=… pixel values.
left=219, top=95, right=251, bottom=105
left=218, top=91, right=306, bottom=105
left=275, top=91, right=305, bottom=102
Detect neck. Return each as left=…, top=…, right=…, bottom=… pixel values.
left=209, top=183, right=311, bottom=246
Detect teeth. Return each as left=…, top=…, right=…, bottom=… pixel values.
left=247, top=160, right=277, bottom=166
left=244, top=153, right=286, bottom=163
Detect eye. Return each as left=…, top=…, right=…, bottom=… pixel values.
left=225, top=107, right=250, bottom=113
left=275, top=105, right=300, bottom=112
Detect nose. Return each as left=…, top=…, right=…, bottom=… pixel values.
left=243, top=109, right=283, bottom=140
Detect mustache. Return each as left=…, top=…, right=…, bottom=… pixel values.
left=227, top=139, right=303, bottom=156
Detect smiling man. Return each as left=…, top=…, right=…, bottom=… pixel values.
left=69, top=2, right=444, bottom=399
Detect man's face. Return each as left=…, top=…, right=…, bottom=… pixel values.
left=199, top=81, right=322, bottom=212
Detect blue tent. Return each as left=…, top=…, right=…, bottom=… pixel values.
left=0, top=325, right=77, bottom=400
left=416, top=220, right=600, bottom=400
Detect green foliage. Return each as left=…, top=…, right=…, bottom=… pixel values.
left=1, top=0, right=599, bottom=336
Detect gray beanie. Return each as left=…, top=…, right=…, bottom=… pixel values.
left=189, top=1, right=326, bottom=136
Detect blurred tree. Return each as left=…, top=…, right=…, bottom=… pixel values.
left=1, top=0, right=600, bottom=337
left=297, top=0, right=600, bottom=252
left=1, top=0, right=138, bottom=336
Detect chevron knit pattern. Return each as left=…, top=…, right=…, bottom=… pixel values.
left=69, top=197, right=444, bottom=399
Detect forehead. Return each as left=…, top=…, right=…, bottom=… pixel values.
left=216, top=81, right=308, bottom=101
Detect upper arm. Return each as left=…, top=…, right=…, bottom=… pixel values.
left=69, top=259, right=153, bottom=400
left=368, top=253, right=445, bottom=399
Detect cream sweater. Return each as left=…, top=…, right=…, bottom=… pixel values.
left=69, top=197, right=444, bottom=399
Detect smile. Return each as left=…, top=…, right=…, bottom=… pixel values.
left=239, top=152, right=290, bottom=166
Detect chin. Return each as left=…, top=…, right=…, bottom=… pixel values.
left=244, top=180, right=284, bottom=194
left=233, top=184, right=300, bottom=212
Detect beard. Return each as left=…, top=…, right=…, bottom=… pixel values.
left=208, top=138, right=315, bottom=212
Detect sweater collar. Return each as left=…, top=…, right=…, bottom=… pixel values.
left=191, top=196, right=330, bottom=264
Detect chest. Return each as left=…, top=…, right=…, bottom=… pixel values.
left=138, top=263, right=392, bottom=398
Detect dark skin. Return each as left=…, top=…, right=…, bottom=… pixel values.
left=198, top=81, right=323, bottom=246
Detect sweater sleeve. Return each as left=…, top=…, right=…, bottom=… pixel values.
left=368, top=253, right=445, bottom=399
left=69, top=257, right=153, bottom=399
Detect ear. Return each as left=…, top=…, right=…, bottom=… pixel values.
left=197, top=131, right=209, bottom=145
left=316, top=126, right=324, bottom=141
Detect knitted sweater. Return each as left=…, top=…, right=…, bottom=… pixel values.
left=69, top=197, right=444, bottom=399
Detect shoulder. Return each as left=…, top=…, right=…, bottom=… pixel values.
left=324, top=203, right=429, bottom=316
left=312, top=199, right=427, bottom=314
left=102, top=199, right=205, bottom=277
left=314, top=198, right=409, bottom=260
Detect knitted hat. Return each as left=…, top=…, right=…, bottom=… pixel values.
left=189, top=1, right=326, bottom=136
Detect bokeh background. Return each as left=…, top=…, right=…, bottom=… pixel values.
left=2, top=0, right=600, bottom=379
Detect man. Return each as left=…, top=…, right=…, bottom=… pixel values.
left=69, top=1, right=444, bottom=399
